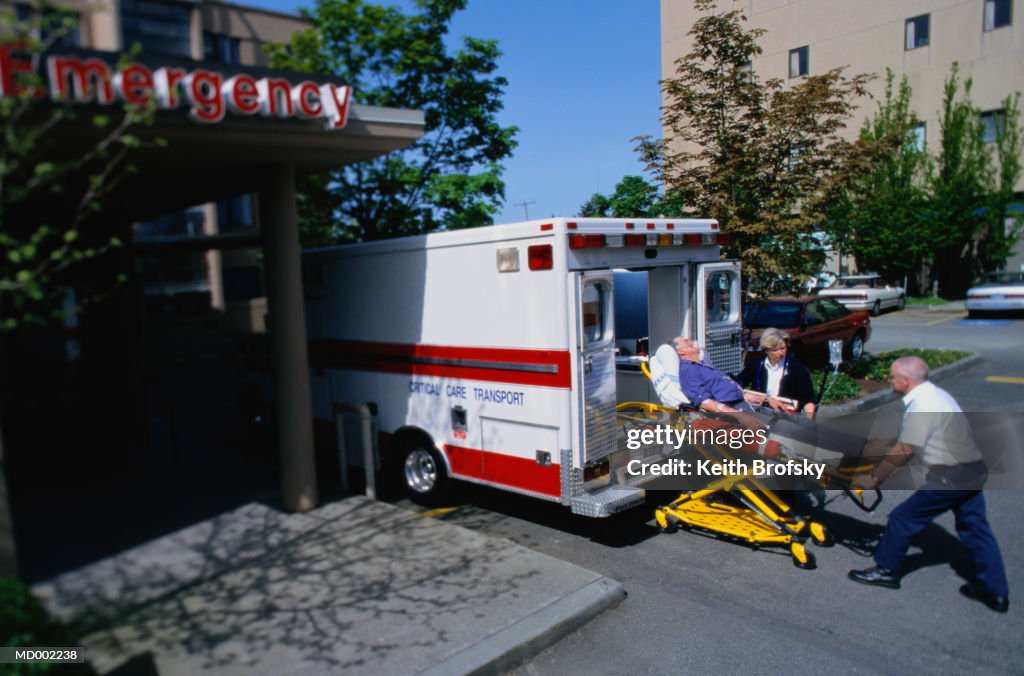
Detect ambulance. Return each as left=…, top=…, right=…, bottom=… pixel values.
left=302, top=218, right=742, bottom=517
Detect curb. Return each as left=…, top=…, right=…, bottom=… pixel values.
left=419, top=576, right=626, bottom=676
left=924, top=303, right=965, bottom=313
left=816, top=353, right=983, bottom=420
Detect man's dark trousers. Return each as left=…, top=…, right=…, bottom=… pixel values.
left=874, top=489, right=1009, bottom=597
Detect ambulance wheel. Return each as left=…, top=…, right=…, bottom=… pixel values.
left=810, top=522, right=835, bottom=547
left=399, top=444, right=449, bottom=506
left=791, top=543, right=816, bottom=570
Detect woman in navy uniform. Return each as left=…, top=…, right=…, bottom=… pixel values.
left=736, top=327, right=816, bottom=419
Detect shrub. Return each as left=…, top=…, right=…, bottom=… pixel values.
left=904, top=296, right=948, bottom=306
left=0, top=577, right=93, bottom=674
left=809, top=371, right=862, bottom=404
left=843, top=348, right=972, bottom=381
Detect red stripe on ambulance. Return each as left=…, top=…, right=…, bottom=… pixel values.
left=308, top=340, right=572, bottom=389
left=444, top=444, right=561, bottom=497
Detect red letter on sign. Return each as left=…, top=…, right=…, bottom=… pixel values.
left=319, top=84, right=352, bottom=130
left=184, top=69, right=225, bottom=123
left=114, top=64, right=154, bottom=105
left=224, top=74, right=259, bottom=115
left=0, top=43, right=40, bottom=98
left=292, top=81, right=322, bottom=118
left=47, top=56, right=114, bottom=104
left=154, top=67, right=186, bottom=108
left=257, top=77, right=293, bottom=117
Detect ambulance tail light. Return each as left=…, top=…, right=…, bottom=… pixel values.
left=624, top=234, right=647, bottom=247
left=568, top=233, right=606, bottom=249
left=528, top=244, right=553, bottom=270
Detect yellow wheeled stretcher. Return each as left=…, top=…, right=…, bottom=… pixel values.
left=623, top=346, right=886, bottom=569
left=619, top=401, right=832, bottom=569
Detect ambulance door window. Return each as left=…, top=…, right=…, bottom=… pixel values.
left=581, top=283, right=609, bottom=346
left=705, top=271, right=736, bottom=324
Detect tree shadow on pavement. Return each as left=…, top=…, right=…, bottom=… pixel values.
left=35, top=498, right=565, bottom=674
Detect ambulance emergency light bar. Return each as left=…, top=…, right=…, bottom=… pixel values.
left=558, top=220, right=729, bottom=249
left=526, top=219, right=728, bottom=270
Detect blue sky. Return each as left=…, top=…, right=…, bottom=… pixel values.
left=239, top=0, right=663, bottom=223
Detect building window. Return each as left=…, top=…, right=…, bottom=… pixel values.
left=204, top=32, right=241, bottom=64
left=739, top=59, right=753, bottom=80
left=908, top=122, right=927, bottom=151
left=980, top=110, right=1006, bottom=143
left=216, top=195, right=257, bottom=233
left=789, top=46, right=808, bottom=78
left=984, top=0, right=1012, bottom=30
left=15, top=3, right=80, bottom=46
left=787, top=144, right=807, bottom=172
left=905, top=14, right=930, bottom=50
left=120, top=0, right=192, bottom=58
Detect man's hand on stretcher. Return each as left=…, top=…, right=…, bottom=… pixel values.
left=742, top=390, right=816, bottom=419
left=849, top=441, right=916, bottom=490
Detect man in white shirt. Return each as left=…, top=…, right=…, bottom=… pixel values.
left=847, top=357, right=1009, bottom=613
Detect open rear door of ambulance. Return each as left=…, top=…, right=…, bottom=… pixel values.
left=695, top=261, right=744, bottom=376
left=570, top=270, right=643, bottom=516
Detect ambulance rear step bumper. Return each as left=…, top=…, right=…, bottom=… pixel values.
left=571, top=486, right=645, bottom=518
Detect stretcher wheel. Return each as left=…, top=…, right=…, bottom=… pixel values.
left=655, top=509, right=677, bottom=533
left=791, top=542, right=816, bottom=570
left=810, top=522, right=834, bottom=547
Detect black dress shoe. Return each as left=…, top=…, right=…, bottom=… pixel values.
left=960, top=584, right=1009, bottom=613
left=848, top=565, right=900, bottom=589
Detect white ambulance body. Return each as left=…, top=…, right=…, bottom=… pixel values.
left=302, top=218, right=742, bottom=517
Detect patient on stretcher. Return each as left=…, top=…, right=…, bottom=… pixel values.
left=646, top=342, right=881, bottom=470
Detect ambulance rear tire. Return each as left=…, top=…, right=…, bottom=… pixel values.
left=400, top=444, right=449, bottom=506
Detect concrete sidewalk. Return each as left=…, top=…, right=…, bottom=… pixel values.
left=31, top=497, right=624, bottom=675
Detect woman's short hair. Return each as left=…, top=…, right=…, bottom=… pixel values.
left=759, top=327, right=790, bottom=352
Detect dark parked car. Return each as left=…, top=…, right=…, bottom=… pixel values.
left=743, top=296, right=872, bottom=365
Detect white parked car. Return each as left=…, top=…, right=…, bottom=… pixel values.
left=818, top=274, right=905, bottom=316
left=965, top=271, right=1024, bottom=316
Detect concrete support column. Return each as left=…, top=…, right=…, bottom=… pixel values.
left=202, top=203, right=226, bottom=311
left=259, top=164, right=317, bottom=512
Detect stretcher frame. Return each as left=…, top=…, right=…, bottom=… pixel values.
left=618, top=401, right=832, bottom=569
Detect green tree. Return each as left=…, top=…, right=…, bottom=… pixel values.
left=821, top=71, right=932, bottom=292
left=930, top=64, right=992, bottom=296
left=268, top=0, right=517, bottom=244
left=637, top=0, right=870, bottom=290
left=824, top=65, right=1022, bottom=296
left=981, top=92, right=1023, bottom=276
left=0, top=3, right=154, bottom=578
left=578, top=175, right=674, bottom=217
left=1, top=5, right=154, bottom=328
